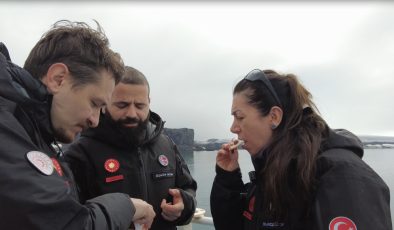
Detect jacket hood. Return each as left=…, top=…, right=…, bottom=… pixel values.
left=82, top=111, right=164, bottom=149
left=0, top=43, right=54, bottom=144
left=320, top=128, right=364, bottom=158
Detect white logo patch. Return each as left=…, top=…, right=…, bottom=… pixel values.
left=158, top=154, right=169, bottom=167
left=26, top=151, right=54, bottom=176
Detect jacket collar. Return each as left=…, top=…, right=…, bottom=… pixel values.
left=0, top=48, right=54, bottom=146
left=82, top=110, right=164, bottom=149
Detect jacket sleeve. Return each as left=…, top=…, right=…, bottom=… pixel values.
left=84, top=193, right=136, bottom=230
left=310, top=150, right=392, bottom=230
left=172, top=144, right=198, bottom=225
left=210, top=164, right=246, bottom=230
left=0, top=111, right=134, bottom=230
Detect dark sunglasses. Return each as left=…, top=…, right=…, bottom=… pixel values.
left=244, top=69, right=282, bottom=107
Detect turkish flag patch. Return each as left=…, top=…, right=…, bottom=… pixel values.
left=329, top=216, right=357, bottom=230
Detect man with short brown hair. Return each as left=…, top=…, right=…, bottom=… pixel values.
left=0, top=20, right=155, bottom=229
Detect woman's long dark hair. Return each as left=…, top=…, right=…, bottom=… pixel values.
left=234, top=70, right=329, bottom=218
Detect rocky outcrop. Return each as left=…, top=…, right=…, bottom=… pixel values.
left=164, top=128, right=194, bottom=154
left=194, top=138, right=229, bottom=151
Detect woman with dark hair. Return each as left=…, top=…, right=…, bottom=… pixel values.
left=210, top=69, right=391, bottom=230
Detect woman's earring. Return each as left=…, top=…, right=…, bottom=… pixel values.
left=271, top=124, right=277, bottom=130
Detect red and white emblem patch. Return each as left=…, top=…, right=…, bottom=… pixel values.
left=158, top=154, right=169, bottom=167
left=329, top=216, right=357, bottom=230
left=51, top=158, right=63, bottom=176
left=26, top=151, right=53, bottom=176
left=104, top=159, right=120, bottom=173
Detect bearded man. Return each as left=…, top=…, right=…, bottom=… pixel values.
left=65, top=66, right=197, bottom=230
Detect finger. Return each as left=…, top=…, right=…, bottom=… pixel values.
left=162, top=201, right=183, bottom=215
left=216, top=151, right=231, bottom=163
left=144, top=219, right=153, bottom=229
left=217, top=149, right=229, bottom=157
left=162, top=203, right=179, bottom=213
left=161, top=199, right=182, bottom=215
left=134, top=217, right=153, bottom=228
left=160, top=199, right=169, bottom=210
left=161, top=211, right=177, bottom=221
left=168, top=188, right=180, bottom=196
left=169, top=189, right=182, bottom=202
left=221, top=142, right=232, bottom=151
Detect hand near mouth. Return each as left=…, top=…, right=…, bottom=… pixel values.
left=215, top=139, right=242, bottom=171
left=229, top=139, right=244, bottom=151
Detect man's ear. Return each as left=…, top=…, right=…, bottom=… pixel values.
left=270, top=106, right=283, bottom=128
left=41, top=63, right=69, bottom=94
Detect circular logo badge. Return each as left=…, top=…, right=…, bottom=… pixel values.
left=158, top=154, right=169, bottom=167
left=26, top=151, right=54, bottom=176
left=104, top=159, right=120, bottom=173
left=329, top=216, right=357, bottom=230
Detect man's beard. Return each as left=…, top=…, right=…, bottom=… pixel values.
left=104, top=112, right=149, bottom=146
left=54, top=127, right=74, bottom=144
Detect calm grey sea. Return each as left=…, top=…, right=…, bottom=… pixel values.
left=183, top=148, right=394, bottom=230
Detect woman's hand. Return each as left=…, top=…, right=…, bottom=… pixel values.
left=216, top=141, right=240, bottom=171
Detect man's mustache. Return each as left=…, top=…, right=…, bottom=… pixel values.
left=119, top=117, right=140, bottom=125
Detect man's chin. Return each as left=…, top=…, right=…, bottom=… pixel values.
left=54, top=130, right=78, bottom=144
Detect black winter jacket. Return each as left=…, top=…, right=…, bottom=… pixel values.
left=0, top=43, right=134, bottom=229
left=65, top=111, right=197, bottom=230
left=211, top=129, right=392, bottom=230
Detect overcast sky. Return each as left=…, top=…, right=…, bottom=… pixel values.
left=1, top=2, right=393, bottom=141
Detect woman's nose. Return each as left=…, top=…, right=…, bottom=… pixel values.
left=230, top=122, right=240, bottom=134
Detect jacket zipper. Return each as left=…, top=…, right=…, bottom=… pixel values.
left=138, top=147, right=149, bottom=200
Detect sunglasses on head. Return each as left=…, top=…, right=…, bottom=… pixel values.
left=244, top=69, right=282, bottom=107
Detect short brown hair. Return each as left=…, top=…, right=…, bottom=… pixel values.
left=121, top=66, right=150, bottom=95
left=24, top=20, right=124, bottom=87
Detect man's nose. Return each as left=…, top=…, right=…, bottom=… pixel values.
left=126, top=105, right=137, bottom=118
left=87, top=110, right=100, bottom=128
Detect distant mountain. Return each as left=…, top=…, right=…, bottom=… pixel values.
left=358, top=135, right=394, bottom=149
left=164, top=128, right=194, bottom=154
left=193, top=135, right=394, bottom=151
left=358, top=135, right=394, bottom=143
left=194, top=138, right=233, bottom=151
left=164, top=129, right=394, bottom=152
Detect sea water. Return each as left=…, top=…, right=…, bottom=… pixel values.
left=183, top=149, right=394, bottom=230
